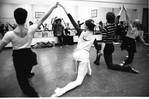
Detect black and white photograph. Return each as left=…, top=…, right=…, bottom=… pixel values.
left=0, top=0, right=149, bottom=98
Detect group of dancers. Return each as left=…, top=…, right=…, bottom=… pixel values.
left=0, top=2, right=148, bottom=97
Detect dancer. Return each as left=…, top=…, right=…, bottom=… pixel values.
left=99, top=6, right=139, bottom=73
left=0, top=2, right=58, bottom=97
left=51, top=4, right=96, bottom=97
left=77, top=20, right=84, bottom=28
left=120, top=6, right=148, bottom=66
left=56, top=3, right=100, bottom=61
left=52, top=18, right=65, bottom=48
left=58, top=3, right=100, bottom=67
left=94, top=7, right=125, bottom=65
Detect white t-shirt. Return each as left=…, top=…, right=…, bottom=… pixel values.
left=2, top=24, right=38, bottom=50
left=75, top=31, right=95, bottom=52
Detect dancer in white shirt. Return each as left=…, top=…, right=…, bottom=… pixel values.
left=0, top=2, right=58, bottom=97
left=51, top=4, right=96, bottom=97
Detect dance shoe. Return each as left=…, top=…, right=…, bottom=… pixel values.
left=128, top=66, right=139, bottom=74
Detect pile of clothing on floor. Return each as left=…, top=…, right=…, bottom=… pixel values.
left=31, top=41, right=53, bottom=48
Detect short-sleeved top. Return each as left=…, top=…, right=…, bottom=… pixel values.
left=2, top=24, right=38, bottom=50
left=102, top=15, right=120, bottom=44
left=126, top=28, right=140, bottom=39
left=75, top=31, right=95, bottom=52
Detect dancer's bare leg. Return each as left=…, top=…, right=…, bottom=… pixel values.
left=52, top=61, right=88, bottom=97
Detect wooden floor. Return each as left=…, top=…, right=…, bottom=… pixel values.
left=0, top=42, right=149, bottom=97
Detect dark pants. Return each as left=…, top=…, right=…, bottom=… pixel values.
left=14, top=65, right=38, bottom=97
left=103, top=44, right=131, bottom=72
left=63, top=36, right=73, bottom=45
left=13, top=49, right=38, bottom=97
left=121, top=37, right=136, bottom=64
left=57, top=36, right=63, bottom=46
left=125, top=52, right=134, bottom=64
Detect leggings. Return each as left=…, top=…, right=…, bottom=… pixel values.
left=103, top=44, right=132, bottom=72
left=125, top=51, right=134, bottom=64
left=13, top=49, right=38, bottom=97
left=14, top=64, right=38, bottom=97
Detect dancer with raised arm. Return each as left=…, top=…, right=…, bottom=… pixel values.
left=51, top=4, right=96, bottom=97
left=0, top=2, right=58, bottom=97
left=98, top=6, right=139, bottom=73
left=120, top=5, right=148, bottom=66
left=58, top=3, right=101, bottom=65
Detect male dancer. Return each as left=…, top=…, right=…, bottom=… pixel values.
left=0, top=2, right=58, bottom=97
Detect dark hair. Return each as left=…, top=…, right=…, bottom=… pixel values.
left=99, top=21, right=103, bottom=26
left=120, top=21, right=123, bottom=25
left=85, top=19, right=96, bottom=32
left=106, top=12, right=115, bottom=24
left=55, top=18, right=62, bottom=23
left=14, top=8, right=27, bottom=25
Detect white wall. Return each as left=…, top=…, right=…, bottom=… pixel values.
left=0, top=0, right=148, bottom=27
left=0, top=3, right=26, bottom=23
left=31, top=4, right=77, bottom=28
left=113, top=8, right=137, bottom=22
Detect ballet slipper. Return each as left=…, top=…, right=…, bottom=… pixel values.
left=94, top=53, right=102, bottom=65
left=38, top=94, right=43, bottom=98
left=51, top=88, right=64, bottom=97
left=128, top=66, right=139, bottom=74
left=51, top=92, right=58, bottom=97
left=87, top=66, right=92, bottom=76
left=94, top=61, right=99, bottom=65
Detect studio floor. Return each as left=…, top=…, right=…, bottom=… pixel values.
left=0, top=42, right=149, bottom=97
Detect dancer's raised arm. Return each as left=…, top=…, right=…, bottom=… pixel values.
left=59, top=4, right=82, bottom=36
left=35, top=2, right=58, bottom=29
left=115, top=6, right=123, bottom=25
left=123, top=5, right=132, bottom=30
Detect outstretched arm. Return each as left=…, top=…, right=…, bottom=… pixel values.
left=0, top=41, right=7, bottom=53
left=80, top=22, right=84, bottom=26
left=123, top=5, right=132, bottom=30
left=59, top=4, right=100, bottom=51
left=35, top=2, right=58, bottom=29
left=139, top=31, right=148, bottom=45
left=7, top=22, right=15, bottom=29
left=115, top=6, right=123, bottom=25
left=117, top=6, right=123, bottom=16
left=51, top=16, right=57, bottom=25
left=0, top=32, right=11, bottom=53
left=59, top=4, right=82, bottom=36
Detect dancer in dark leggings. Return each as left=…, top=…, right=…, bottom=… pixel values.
left=100, top=6, right=139, bottom=73
left=120, top=6, right=148, bottom=66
